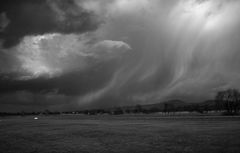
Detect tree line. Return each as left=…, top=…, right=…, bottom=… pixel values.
left=0, top=89, right=239, bottom=116
left=215, top=89, right=240, bottom=115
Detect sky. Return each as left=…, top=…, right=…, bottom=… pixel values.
left=1, top=0, right=240, bottom=112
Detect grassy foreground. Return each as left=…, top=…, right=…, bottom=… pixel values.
left=0, top=115, right=240, bottom=153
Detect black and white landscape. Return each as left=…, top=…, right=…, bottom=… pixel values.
left=0, top=0, right=240, bottom=153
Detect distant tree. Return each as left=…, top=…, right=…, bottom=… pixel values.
left=52, top=111, right=60, bottom=115
left=96, top=109, right=106, bottom=114
left=141, top=108, right=149, bottom=114
left=203, top=105, right=210, bottom=113
left=215, top=89, right=240, bottom=114
left=134, top=105, right=143, bottom=113
left=43, top=109, right=50, bottom=115
left=88, top=109, right=99, bottom=115
left=164, top=103, right=175, bottom=114
left=112, top=107, right=124, bottom=115
left=82, top=110, right=89, bottom=115
left=21, top=111, right=26, bottom=116
left=125, top=109, right=131, bottom=114
left=215, top=91, right=225, bottom=111
left=164, top=103, right=169, bottom=114
left=149, top=107, right=160, bottom=113
left=194, top=104, right=203, bottom=114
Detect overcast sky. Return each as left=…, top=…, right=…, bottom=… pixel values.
left=1, top=0, right=240, bottom=112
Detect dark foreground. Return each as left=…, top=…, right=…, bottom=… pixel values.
left=0, top=115, right=240, bottom=153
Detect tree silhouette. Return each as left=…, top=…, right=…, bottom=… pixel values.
left=164, top=103, right=175, bottom=114
left=215, top=91, right=225, bottom=112
left=215, top=89, right=240, bottom=114
left=134, top=105, right=143, bottom=113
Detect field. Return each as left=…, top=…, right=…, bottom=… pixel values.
left=0, top=115, right=240, bottom=153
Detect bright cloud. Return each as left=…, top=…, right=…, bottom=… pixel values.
left=15, top=33, right=131, bottom=79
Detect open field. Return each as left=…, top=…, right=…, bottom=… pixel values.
left=0, top=115, right=240, bottom=153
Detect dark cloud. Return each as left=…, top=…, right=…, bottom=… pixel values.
left=0, top=59, right=119, bottom=96
left=1, top=0, right=240, bottom=112
left=0, top=12, right=10, bottom=32
left=0, top=0, right=100, bottom=48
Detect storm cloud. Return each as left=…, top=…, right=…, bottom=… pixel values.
left=0, top=0, right=100, bottom=48
left=1, top=0, right=240, bottom=111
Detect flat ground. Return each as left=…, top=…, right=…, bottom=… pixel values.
left=0, top=115, right=240, bottom=153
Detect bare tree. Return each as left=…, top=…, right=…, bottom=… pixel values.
left=215, top=89, right=240, bottom=114
left=215, top=91, right=225, bottom=112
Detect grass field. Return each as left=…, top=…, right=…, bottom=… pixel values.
left=0, top=115, right=240, bottom=153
